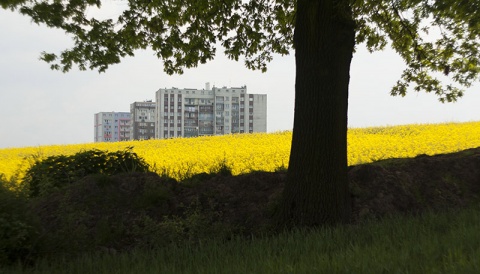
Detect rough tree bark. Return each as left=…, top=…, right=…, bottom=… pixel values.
left=276, top=0, right=356, bottom=227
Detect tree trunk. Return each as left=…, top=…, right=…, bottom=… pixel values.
left=276, top=0, right=356, bottom=227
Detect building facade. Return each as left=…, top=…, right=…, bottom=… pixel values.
left=155, top=84, right=267, bottom=139
left=94, top=112, right=131, bottom=142
left=130, top=101, right=156, bottom=140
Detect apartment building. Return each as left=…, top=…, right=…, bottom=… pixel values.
left=94, top=112, right=131, bottom=142
left=130, top=100, right=156, bottom=140
left=155, top=83, right=267, bottom=139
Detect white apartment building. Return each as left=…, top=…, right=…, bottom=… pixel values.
left=130, top=100, right=156, bottom=140
left=94, top=112, right=131, bottom=142
left=155, top=83, right=267, bottom=139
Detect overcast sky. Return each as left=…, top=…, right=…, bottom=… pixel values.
left=1, top=4, right=479, bottom=149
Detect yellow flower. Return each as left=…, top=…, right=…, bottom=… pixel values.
left=1, top=122, right=480, bottom=182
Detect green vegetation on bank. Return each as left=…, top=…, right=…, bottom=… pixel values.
left=24, top=148, right=150, bottom=197
left=4, top=205, right=479, bottom=274
left=2, top=146, right=480, bottom=273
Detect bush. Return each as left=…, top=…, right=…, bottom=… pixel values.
left=24, top=148, right=150, bottom=197
left=131, top=197, right=234, bottom=249
left=0, top=174, right=39, bottom=266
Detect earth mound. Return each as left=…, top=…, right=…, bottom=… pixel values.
left=31, top=147, right=480, bottom=254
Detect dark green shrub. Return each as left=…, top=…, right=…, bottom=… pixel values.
left=24, top=148, right=150, bottom=197
left=209, top=157, right=233, bottom=177
left=28, top=173, right=177, bottom=255
left=131, top=198, right=234, bottom=249
left=0, top=174, right=39, bottom=266
left=181, top=172, right=216, bottom=187
left=134, top=178, right=173, bottom=208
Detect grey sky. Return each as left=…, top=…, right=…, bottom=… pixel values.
left=1, top=5, right=479, bottom=149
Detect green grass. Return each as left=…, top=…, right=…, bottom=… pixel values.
left=4, top=206, right=480, bottom=274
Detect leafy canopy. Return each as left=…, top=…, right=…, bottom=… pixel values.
left=3, top=0, right=479, bottom=102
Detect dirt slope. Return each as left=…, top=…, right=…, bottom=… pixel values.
left=31, top=147, right=480, bottom=253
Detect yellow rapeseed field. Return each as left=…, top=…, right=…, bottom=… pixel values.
left=1, top=121, right=480, bottom=181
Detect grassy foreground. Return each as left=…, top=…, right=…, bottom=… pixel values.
left=5, top=205, right=480, bottom=274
